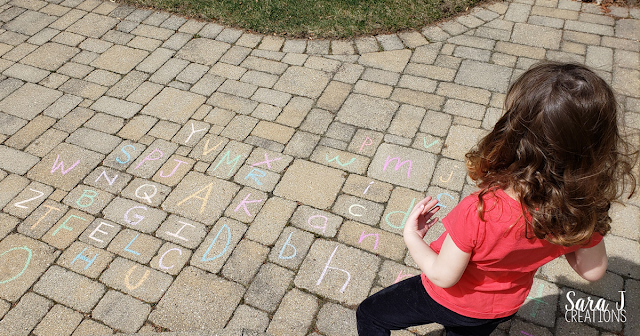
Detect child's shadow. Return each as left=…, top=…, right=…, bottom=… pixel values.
left=410, top=256, right=638, bottom=336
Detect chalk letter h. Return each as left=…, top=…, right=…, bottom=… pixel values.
left=316, top=246, right=351, bottom=293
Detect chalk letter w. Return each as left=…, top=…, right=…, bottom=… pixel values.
left=51, top=155, right=80, bottom=175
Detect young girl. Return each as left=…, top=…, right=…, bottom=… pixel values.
left=356, top=62, right=637, bottom=336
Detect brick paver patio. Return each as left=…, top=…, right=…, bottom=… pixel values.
left=0, top=0, right=638, bottom=334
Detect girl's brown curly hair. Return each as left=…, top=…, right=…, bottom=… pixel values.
left=466, top=62, right=638, bottom=246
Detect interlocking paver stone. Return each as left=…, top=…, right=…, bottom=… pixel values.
left=295, top=239, right=379, bottom=306
left=0, top=292, right=52, bottom=336
left=274, top=159, right=345, bottom=210
left=149, top=266, right=245, bottom=330
left=0, top=2, right=636, bottom=335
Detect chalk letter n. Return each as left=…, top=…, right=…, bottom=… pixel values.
left=316, top=246, right=351, bottom=293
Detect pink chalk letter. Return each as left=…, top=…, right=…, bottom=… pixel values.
left=134, top=148, right=163, bottom=170
left=251, top=153, right=281, bottom=169
left=51, top=155, right=80, bottom=175
left=360, top=137, right=373, bottom=152
left=234, top=193, right=263, bottom=217
left=159, top=159, right=188, bottom=178
left=358, top=231, right=379, bottom=250
left=383, top=156, right=412, bottom=178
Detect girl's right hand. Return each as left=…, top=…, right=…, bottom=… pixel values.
left=403, top=196, right=440, bottom=239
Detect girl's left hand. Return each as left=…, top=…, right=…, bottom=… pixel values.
left=403, top=196, right=440, bottom=239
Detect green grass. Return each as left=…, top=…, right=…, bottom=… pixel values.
left=121, top=0, right=484, bottom=38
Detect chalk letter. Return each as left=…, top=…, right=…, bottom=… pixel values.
left=316, top=246, right=351, bottom=293
left=14, top=189, right=45, bottom=209
left=30, top=204, right=61, bottom=230
left=124, top=265, right=150, bottom=290
left=52, top=215, right=86, bottom=236
left=212, top=151, right=242, bottom=177
left=245, top=168, right=266, bottom=186
left=435, top=193, right=455, bottom=209
left=251, top=153, right=281, bottom=169
left=360, top=137, right=373, bottom=152
left=159, top=159, right=188, bottom=178
left=51, top=155, right=80, bottom=175
left=116, top=145, right=135, bottom=164
left=326, top=154, right=356, bottom=166
left=278, top=232, right=297, bottom=260
left=158, top=248, right=182, bottom=270
left=135, top=184, right=157, bottom=204
left=0, top=246, right=32, bottom=284
left=202, top=139, right=223, bottom=156
left=71, top=247, right=98, bottom=270
left=124, top=206, right=147, bottom=226
left=176, top=182, right=214, bottom=214
left=88, top=222, right=114, bottom=243
left=165, top=221, right=195, bottom=241
left=134, top=148, right=163, bottom=170
left=185, top=122, right=207, bottom=144
left=394, top=270, right=414, bottom=284
left=76, top=190, right=97, bottom=208
left=308, top=215, right=328, bottom=233
left=94, top=170, right=118, bottom=185
left=124, top=233, right=141, bottom=255
left=349, top=204, right=366, bottom=217
left=201, top=224, right=231, bottom=261
left=385, top=198, right=416, bottom=229
left=234, top=193, right=263, bottom=217
left=383, top=156, right=413, bottom=178
left=359, top=232, right=379, bottom=250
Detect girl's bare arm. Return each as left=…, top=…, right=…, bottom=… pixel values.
left=564, top=239, right=608, bottom=282
left=403, top=197, right=471, bottom=288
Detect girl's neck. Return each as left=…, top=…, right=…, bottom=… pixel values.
left=503, top=186, right=520, bottom=202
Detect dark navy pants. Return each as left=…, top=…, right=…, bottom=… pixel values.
left=356, top=275, right=514, bottom=336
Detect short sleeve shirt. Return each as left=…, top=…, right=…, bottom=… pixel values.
left=422, top=189, right=602, bottom=319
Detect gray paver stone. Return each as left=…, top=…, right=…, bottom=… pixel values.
left=141, top=86, right=206, bottom=123
left=221, top=238, right=270, bottom=285
left=0, top=83, right=63, bottom=120
left=273, top=66, right=330, bottom=98
left=316, top=303, right=358, bottom=336
left=274, top=159, right=345, bottom=210
left=27, top=143, right=104, bottom=191
left=190, top=217, right=247, bottom=273
left=0, top=145, right=40, bottom=175
left=0, top=292, right=52, bottom=336
left=92, top=290, right=150, bottom=333
left=267, top=288, right=318, bottom=336
left=368, top=143, right=436, bottom=192
left=295, top=239, right=380, bottom=306
left=332, top=194, right=384, bottom=226
left=102, top=197, right=167, bottom=233
left=268, top=226, right=315, bottom=270
left=162, top=171, right=240, bottom=225
left=245, top=197, right=297, bottom=245
left=244, top=263, right=294, bottom=312
left=33, top=265, right=105, bottom=312
left=33, top=303, right=83, bottom=336
left=176, top=38, right=231, bottom=65
left=337, top=93, right=399, bottom=131
left=56, top=240, right=114, bottom=279
left=149, top=266, right=245, bottom=331
left=99, top=256, right=172, bottom=302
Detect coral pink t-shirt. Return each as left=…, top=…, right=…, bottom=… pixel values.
left=422, top=189, right=603, bottom=319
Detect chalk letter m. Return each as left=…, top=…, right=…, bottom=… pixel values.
left=383, top=156, right=412, bottom=178
left=51, top=155, right=80, bottom=175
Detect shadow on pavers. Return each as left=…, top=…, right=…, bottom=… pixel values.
left=112, top=329, right=272, bottom=336
left=110, top=258, right=637, bottom=336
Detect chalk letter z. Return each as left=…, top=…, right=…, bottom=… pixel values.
left=14, top=189, right=45, bottom=209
